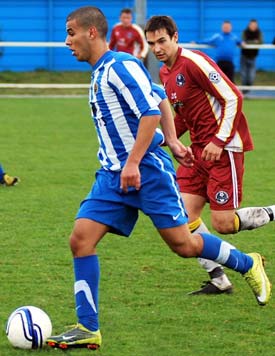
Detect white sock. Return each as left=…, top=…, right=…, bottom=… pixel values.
left=192, top=220, right=232, bottom=288
left=236, top=206, right=274, bottom=231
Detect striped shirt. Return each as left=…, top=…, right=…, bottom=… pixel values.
left=89, top=50, right=164, bottom=171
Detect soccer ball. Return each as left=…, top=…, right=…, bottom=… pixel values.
left=6, top=306, right=52, bottom=349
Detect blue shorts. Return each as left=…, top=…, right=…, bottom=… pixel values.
left=76, top=147, right=188, bottom=236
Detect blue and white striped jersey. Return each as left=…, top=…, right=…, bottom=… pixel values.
left=89, top=50, right=165, bottom=171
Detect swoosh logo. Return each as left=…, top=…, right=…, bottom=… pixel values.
left=172, top=212, right=181, bottom=221
left=62, top=335, right=75, bottom=341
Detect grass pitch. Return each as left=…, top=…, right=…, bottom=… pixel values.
left=0, top=98, right=275, bottom=355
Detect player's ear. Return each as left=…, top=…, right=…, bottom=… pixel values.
left=89, top=26, right=97, bottom=39
left=173, top=31, right=179, bottom=43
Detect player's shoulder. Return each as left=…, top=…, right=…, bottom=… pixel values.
left=111, top=22, right=123, bottom=31
left=109, top=51, right=142, bottom=70
left=131, top=23, right=144, bottom=34
left=180, top=48, right=208, bottom=64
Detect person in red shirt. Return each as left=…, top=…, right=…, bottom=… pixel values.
left=145, top=15, right=275, bottom=295
left=109, top=8, right=148, bottom=60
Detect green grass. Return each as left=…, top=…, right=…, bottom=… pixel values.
left=0, top=98, right=275, bottom=355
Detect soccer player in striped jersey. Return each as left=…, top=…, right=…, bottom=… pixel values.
left=145, top=15, right=275, bottom=295
left=46, top=6, right=271, bottom=350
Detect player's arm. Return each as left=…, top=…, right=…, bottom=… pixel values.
left=133, top=24, right=148, bottom=59
left=187, top=56, right=242, bottom=160
left=121, top=113, right=160, bottom=192
left=158, top=98, right=194, bottom=167
left=152, top=83, right=193, bottom=166
left=108, top=27, right=116, bottom=50
left=108, top=61, right=162, bottom=192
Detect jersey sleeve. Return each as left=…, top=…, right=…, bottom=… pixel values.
left=152, top=83, right=167, bottom=105
left=186, top=53, right=243, bottom=147
left=108, top=26, right=117, bottom=50
left=132, top=24, right=149, bottom=58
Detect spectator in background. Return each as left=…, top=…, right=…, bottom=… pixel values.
left=240, top=19, right=263, bottom=93
left=0, top=164, right=19, bottom=186
left=195, top=20, right=242, bottom=82
left=109, top=8, right=148, bottom=60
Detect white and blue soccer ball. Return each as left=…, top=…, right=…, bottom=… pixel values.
left=6, top=306, right=52, bottom=349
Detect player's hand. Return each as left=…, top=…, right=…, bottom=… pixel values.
left=201, top=142, right=223, bottom=161
left=120, top=162, right=141, bottom=193
left=169, top=140, right=194, bottom=167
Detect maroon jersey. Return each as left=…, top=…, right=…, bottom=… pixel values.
left=160, top=47, right=254, bottom=152
left=109, top=23, right=145, bottom=57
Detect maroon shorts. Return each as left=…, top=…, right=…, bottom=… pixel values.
left=177, top=147, right=244, bottom=211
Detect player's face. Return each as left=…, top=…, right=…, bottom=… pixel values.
left=65, top=19, right=93, bottom=63
left=120, top=13, right=132, bottom=27
left=146, top=28, right=178, bottom=67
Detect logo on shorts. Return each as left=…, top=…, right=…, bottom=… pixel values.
left=176, top=73, right=185, bottom=87
left=209, top=71, right=221, bottom=83
left=215, top=191, right=229, bottom=204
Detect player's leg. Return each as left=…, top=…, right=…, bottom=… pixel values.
left=47, top=218, right=108, bottom=350
left=145, top=150, right=270, bottom=306
left=183, top=192, right=233, bottom=294
left=209, top=151, right=275, bottom=234
left=47, top=170, right=138, bottom=350
left=178, top=162, right=233, bottom=294
left=158, top=224, right=271, bottom=306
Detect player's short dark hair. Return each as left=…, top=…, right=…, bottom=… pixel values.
left=120, top=8, right=132, bottom=15
left=144, top=16, right=178, bottom=38
left=66, top=6, right=108, bottom=38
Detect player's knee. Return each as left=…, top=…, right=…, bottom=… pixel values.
left=69, top=232, right=81, bottom=255
left=212, top=218, right=235, bottom=234
left=69, top=230, right=96, bottom=256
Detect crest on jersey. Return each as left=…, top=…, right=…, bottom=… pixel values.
left=215, top=191, right=229, bottom=204
left=94, top=82, right=98, bottom=94
left=176, top=73, right=185, bottom=87
left=209, top=71, right=221, bottom=83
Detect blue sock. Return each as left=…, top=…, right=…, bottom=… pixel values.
left=74, top=255, right=100, bottom=331
left=0, top=165, right=5, bottom=181
left=200, top=233, right=253, bottom=274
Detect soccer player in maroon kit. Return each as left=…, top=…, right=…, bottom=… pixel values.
left=145, top=15, right=275, bottom=294
left=109, top=8, right=148, bottom=60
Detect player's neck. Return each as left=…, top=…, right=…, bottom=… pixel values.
left=89, top=41, right=109, bottom=66
left=165, top=48, right=179, bottom=69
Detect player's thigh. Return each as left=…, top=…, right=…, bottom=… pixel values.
left=208, top=151, right=244, bottom=211
left=77, top=197, right=138, bottom=238
left=177, top=161, right=208, bottom=202
left=140, top=150, right=188, bottom=229
left=181, top=192, right=206, bottom=222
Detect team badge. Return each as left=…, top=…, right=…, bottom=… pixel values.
left=176, top=73, right=185, bottom=87
left=209, top=71, right=221, bottom=83
left=94, top=82, right=98, bottom=94
left=215, top=191, right=229, bottom=204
